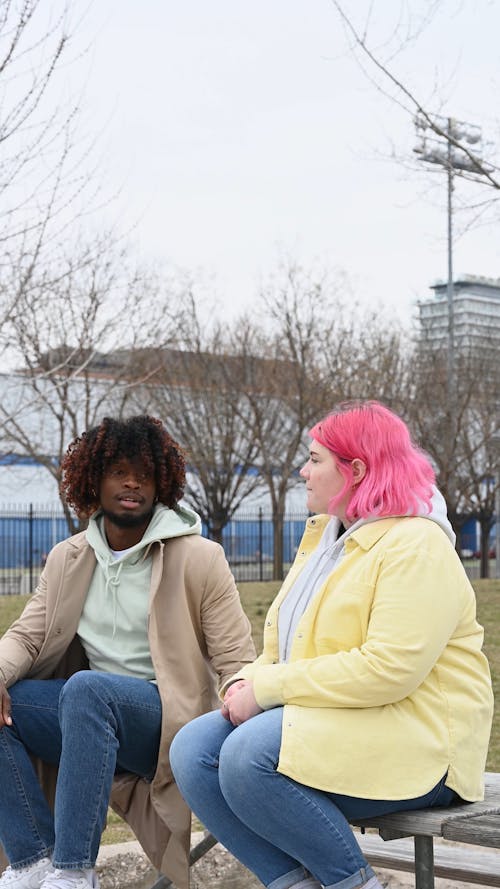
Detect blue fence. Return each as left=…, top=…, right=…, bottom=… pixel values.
left=0, top=504, right=494, bottom=591
left=0, top=507, right=68, bottom=570
left=0, top=505, right=309, bottom=591
left=213, top=510, right=308, bottom=581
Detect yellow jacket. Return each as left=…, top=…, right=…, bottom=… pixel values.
left=237, top=515, right=493, bottom=802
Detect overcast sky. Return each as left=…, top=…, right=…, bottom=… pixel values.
left=67, top=1, right=500, bottom=324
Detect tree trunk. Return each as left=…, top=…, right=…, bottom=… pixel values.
left=210, top=524, right=224, bottom=546
left=479, top=518, right=491, bottom=579
left=272, top=511, right=284, bottom=581
left=446, top=507, right=465, bottom=556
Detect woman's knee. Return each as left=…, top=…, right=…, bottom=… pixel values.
left=218, top=708, right=283, bottom=796
left=170, top=710, right=232, bottom=785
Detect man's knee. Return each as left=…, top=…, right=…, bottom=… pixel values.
left=58, top=670, right=97, bottom=711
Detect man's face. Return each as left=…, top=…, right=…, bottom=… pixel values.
left=99, top=457, right=157, bottom=529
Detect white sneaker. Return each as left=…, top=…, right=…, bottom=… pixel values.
left=40, top=870, right=99, bottom=889
left=0, top=858, right=54, bottom=889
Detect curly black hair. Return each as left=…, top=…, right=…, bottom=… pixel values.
left=60, top=416, right=186, bottom=517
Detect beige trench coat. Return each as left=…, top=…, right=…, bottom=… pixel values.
left=0, top=531, right=256, bottom=888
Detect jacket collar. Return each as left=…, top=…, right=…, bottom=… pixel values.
left=346, top=517, right=401, bottom=551
left=67, top=530, right=90, bottom=551
left=306, top=514, right=401, bottom=553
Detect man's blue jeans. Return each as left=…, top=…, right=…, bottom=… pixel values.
left=170, top=708, right=457, bottom=889
left=0, top=672, right=162, bottom=870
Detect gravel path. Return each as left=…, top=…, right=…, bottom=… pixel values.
left=95, top=836, right=489, bottom=889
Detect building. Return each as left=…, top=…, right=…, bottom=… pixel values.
left=417, top=276, right=500, bottom=572
left=418, top=275, right=500, bottom=350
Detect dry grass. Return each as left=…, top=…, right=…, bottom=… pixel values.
left=0, top=594, right=30, bottom=635
left=238, top=580, right=281, bottom=652
left=474, top=578, right=500, bottom=771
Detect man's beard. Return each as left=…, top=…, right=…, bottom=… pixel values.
left=100, top=506, right=155, bottom=529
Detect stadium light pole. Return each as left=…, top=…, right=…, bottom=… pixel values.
left=413, top=115, right=490, bottom=395
left=414, top=115, right=495, bottom=555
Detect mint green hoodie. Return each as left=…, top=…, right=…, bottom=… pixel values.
left=77, top=504, right=201, bottom=678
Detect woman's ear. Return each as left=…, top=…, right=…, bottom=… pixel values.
left=351, top=458, right=367, bottom=485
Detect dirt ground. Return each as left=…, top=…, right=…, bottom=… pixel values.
left=95, top=837, right=495, bottom=889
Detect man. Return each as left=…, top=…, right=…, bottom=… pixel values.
left=0, top=416, right=255, bottom=889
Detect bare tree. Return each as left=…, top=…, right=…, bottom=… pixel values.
left=0, top=0, right=112, bottom=365
left=329, top=1, right=500, bottom=189
left=405, top=332, right=500, bottom=575
left=460, top=408, right=500, bottom=579
left=0, top=1, right=74, bottom=226
left=318, top=301, right=411, bottom=414
left=136, top=297, right=264, bottom=545
left=222, top=261, right=411, bottom=579
left=232, top=265, right=359, bottom=578
left=0, top=238, right=176, bottom=531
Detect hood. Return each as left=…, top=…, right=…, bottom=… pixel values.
left=84, top=503, right=202, bottom=638
left=426, top=486, right=456, bottom=546
left=85, top=503, right=201, bottom=565
left=315, top=484, right=456, bottom=547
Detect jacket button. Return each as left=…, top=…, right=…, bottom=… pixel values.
left=55, top=627, right=62, bottom=635
left=266, top=620, right=272, bottom=627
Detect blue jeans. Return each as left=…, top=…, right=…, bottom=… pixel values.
left=170, top=708, right=456, bottom=889
left=0, top=673, right=162, bottom=869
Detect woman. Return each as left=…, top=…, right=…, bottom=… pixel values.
left=170, top=401, right=493, bottom=889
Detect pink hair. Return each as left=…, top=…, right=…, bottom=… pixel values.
left=309, top=401, right=435, bottom=521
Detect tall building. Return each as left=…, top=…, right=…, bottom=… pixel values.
left=418, top=275, right=500, bottom=349
left=417, top=276, right=500, bottom=565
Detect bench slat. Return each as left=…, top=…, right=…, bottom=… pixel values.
left=443, top=814, right=500, bottom=848
left=358, top=834, right=500, bottom=886
left=486, top=774, right=500, bottom=794
left=352, top=773, right=500, bottom=841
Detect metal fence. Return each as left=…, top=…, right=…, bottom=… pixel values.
left=461, top=557, right=497, bottom=581
left=0, top=504, right=309, bottom=592
left=214, top=510, right=308, bottom=582
left=0, top=504, right=495, bottom=593
left=0, top=506, right=69, bottom=595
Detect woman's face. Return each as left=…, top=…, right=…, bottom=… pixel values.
left=300, top=440, right=347, bottom=518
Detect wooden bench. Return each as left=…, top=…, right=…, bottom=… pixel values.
left=151, top=772, right=500, bottom=889
left=352, top=771, right=500, bottom=888
left=356, top=832, right=500, bottom=885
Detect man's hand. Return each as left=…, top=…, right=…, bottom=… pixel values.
left=221, top=679, right=263, bottom=726
left=0, top=682, right=12, bottom=729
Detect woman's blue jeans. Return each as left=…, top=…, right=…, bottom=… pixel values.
left=170, top=708, right=456, bottom=889
left=0, top=672, right=162, bottom=870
